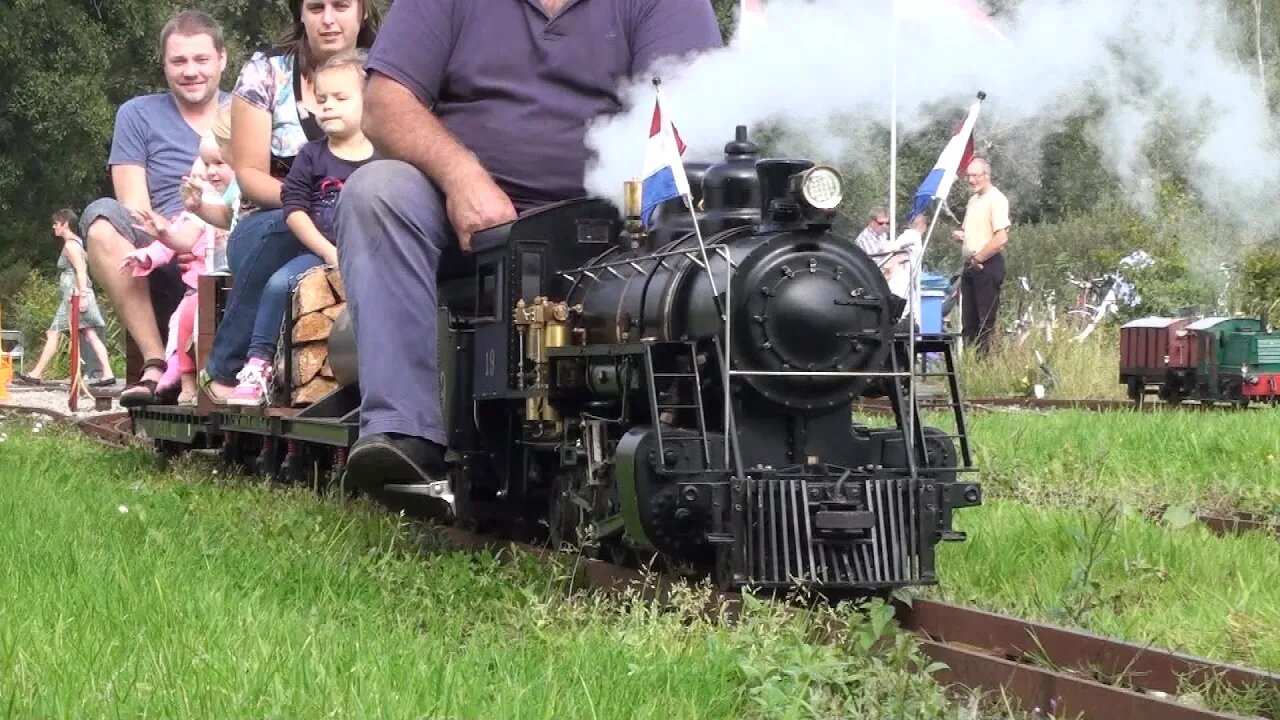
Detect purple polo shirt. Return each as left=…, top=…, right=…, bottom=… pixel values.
left=366, top=0, right=723, bottom=209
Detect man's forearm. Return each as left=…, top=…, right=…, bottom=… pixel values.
left=975, top=230, right=1008, bottom=262
left=364, top=76, right=486, bottom=194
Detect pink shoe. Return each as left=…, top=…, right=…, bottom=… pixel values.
left=157, top=355, right=183, bottom=392
left=226, top=357, right=273, bottom=407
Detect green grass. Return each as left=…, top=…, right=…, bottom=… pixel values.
left=0, top=415, right=964, bottom=720
left=937, top=499, right=1280, bottom=717
left=956, top=407, right=1280, bottom=515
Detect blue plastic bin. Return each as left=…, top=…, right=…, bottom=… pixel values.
left=920, top=291, right=944, bottom=334
left=918, top=271, right=949, bottom=334
left=920, top=271, right=950, bottom=292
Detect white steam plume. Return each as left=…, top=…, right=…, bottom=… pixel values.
left=583, top=0, right=1279, bottom=231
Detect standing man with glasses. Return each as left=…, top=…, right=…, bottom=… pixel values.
left=951, top=157, right=1010, bottom=355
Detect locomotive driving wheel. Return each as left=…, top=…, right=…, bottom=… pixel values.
left=546, top=471, right=584, bottom=552
left=546, top=469, right=627, bottom=563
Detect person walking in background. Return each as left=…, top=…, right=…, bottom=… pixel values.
left=951, top=157, right=1010, bottom=355
left=16, top=210, right=117, bottom=386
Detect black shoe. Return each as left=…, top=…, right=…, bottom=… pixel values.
left=344, top=433, right=447, bottom=493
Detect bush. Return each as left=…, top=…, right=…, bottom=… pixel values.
left=11, top=269, right=61, bottom=343
left=1239, top=242, right=1280, bottom=321
left=923, top=195, right=1228, bottom=340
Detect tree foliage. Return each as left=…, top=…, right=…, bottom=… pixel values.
left=1, top=0, right=1278, bottom=319
left=0, top=0, right=294, bottom=299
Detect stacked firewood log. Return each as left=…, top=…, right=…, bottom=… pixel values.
left=288, top=267, right=345, bottom=405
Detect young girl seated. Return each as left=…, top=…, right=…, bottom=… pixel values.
left=184, top=104, right=240, bottom=268
left=218, top=49, right=378, bottom=406
left=120, top=140, right=234, bottom=405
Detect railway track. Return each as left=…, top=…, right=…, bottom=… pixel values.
left=5, top=405, right=1279, bottom=718
left=8, top=402, right=1278, bottom=542
left=858, top=396, right=1264, bottom=414
left=438, top=527, right=1280, bottom=720
left=0, top=403, right=137, bottom=449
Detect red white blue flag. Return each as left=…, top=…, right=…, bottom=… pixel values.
left=912, top=96, right=983, bottom=218
left=738, top=0, right=767, bottom=42
left=640, top=85, right=690, bottom=227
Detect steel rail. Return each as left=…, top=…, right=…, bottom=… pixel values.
left=901, top=599, right=1280, bottom=720
left=0, top=404, right=136, bottom=449
left=434, top=527, right=1276, bottom=720
left=858, top=396, right=1265, bottom=413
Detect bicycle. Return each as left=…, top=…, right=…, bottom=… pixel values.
left=1064, top=272, right=1120, bottom=342
left=1004, top=277, right=1058, bottom=347
left=1063, top=252, right=1151, bottom=343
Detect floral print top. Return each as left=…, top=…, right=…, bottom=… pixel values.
left=232, top=50, right=322, bottom=182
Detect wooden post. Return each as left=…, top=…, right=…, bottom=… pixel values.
left=0, top=302, right=9, bottom=401
left=196, top=274, right=233, bottom=414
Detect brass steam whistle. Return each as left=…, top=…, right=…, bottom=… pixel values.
left=623, top=178, right=644, bottom=248
left=513, top=296, right=573, bottom=431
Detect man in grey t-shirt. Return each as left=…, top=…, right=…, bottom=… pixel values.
left=80, top=10, right=228, bottom=406
left=336, top=0, right=723, bottom=489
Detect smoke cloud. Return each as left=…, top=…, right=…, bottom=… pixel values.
left=583, top=0, right=1279, bottom=233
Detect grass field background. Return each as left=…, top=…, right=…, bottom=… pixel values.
left=0, top=415, right=960, bottom=720
left=5, top=399, right=1279, bottom=718
left=960, top=407, right=1280, bottom=514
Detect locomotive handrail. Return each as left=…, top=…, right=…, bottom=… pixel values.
left=728, top=370, right=914, bottom=377
left=560, top=243, right=738, bottom=277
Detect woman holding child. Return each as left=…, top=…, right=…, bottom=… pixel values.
left=200, top=0, right=381, bottom=405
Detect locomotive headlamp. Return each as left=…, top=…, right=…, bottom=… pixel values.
left=793, top=165, right=843, bottom=211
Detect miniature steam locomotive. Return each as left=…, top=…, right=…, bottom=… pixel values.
left=131, top=126, right=982, bottom=591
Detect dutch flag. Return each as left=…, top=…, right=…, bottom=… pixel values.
left=911, top=95, right=984, bottom=218
left=737, top=0, right=767, bottom=43
left=640, top=84, right=690, bottom=228
left=895, top=0, right=1012, bottom=47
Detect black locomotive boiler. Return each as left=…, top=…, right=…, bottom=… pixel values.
left=132, top=126, right=982, bottom=592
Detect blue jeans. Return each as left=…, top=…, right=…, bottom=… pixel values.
left=247, top=252, right=325, bottom=361
left=336, top=160, right=454, bottom=447
left=205, top=209, right=308, bottom=383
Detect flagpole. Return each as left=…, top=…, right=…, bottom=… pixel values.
left=889, top=0, right=917, bottom=469
left=651, top=75, right=745, bottom=480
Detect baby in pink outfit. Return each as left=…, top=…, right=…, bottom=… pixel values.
left=120, top=210, right=223, bottom=404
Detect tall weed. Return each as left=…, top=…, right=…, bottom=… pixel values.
left=957, top=328, right=1123, bottom=400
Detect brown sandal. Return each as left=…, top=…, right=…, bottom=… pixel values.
left=119, top=359, right=167, bottom=408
